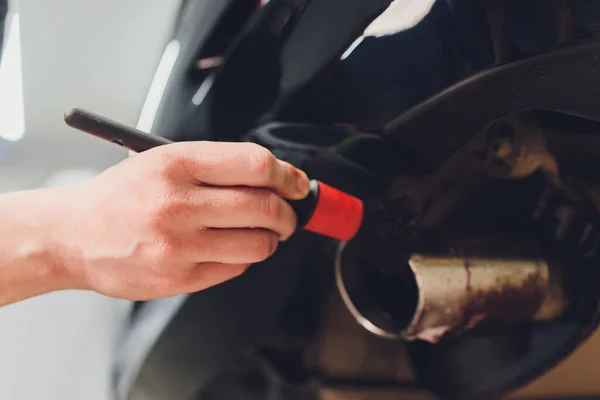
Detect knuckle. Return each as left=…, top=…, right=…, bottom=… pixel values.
left=249, top=231, right=277, bottom=261
left=248, top=145, right=276, bottom=182
left=258, top=191, right=282, bottom=220
left=146, top=208, right=170, bottom=233
left=149, top=185, right=189, bottom=222
left=153, top=149, right=184, bottom=175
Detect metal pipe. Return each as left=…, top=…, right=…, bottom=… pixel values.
left=336, top=245, right=569, bottom=343
left=402, top=255, right=567, bottom=343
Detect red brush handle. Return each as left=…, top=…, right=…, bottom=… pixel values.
left=303, top=182, right=364, bottom=241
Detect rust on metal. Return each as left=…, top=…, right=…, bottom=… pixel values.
left=402, top=255, right=568, bottom=343
left=336, top=237, right=570, bottom=343
left=480, top=115, right=559, bottom=180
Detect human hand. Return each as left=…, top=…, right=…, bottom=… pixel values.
left=55, top=141, right=310, bottom=300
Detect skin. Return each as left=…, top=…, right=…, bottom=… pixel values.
left=0, top=141, right=310, bottom=306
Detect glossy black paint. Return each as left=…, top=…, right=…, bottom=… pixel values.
left=274, top=0, right=596, bottom=131
left=154, top=0, right=394, bottom=142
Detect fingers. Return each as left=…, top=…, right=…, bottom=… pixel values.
left=191, top=186, right=297, bottom=240
left=191, top=228, right=279, bottom=264
left=173, top=141, right=311, bottom=200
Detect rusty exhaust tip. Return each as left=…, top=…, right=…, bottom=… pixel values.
left=336, top=243, right=569, bottom=343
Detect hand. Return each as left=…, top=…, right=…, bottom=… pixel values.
left=55, top=141, right=310, bottom=300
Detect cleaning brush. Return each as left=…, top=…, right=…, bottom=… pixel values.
left=63, top=107, right=423, bottom=254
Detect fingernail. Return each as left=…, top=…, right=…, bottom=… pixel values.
left=296, top=169, right=311, bottom=198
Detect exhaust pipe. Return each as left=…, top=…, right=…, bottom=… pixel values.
left=335, top=243, right=569, bottom=343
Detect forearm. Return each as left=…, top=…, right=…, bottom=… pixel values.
left=0, top=188, right=74, bottom=306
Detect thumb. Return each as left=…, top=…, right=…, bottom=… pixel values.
left=276, top=161, right=311, bottom=200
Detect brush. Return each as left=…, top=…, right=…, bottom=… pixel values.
left=63, top=107, right=423, bottom=258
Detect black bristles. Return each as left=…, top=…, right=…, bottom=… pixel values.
left=353, top=196, right=426, bottom=277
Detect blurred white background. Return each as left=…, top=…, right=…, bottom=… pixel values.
left=0, top=0, right=181, bottom=399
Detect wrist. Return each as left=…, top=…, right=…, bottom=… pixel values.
left=36, top=187, right=85, bottom=291
left=0, top=188, right=82, bottom=305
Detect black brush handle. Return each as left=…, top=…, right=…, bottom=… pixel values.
left=64, top=107, right=173, bottom=153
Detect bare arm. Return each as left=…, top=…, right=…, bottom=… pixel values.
left=0, top=141, right=310, bottom=306
left=0, top=188, right=75, bottom=305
